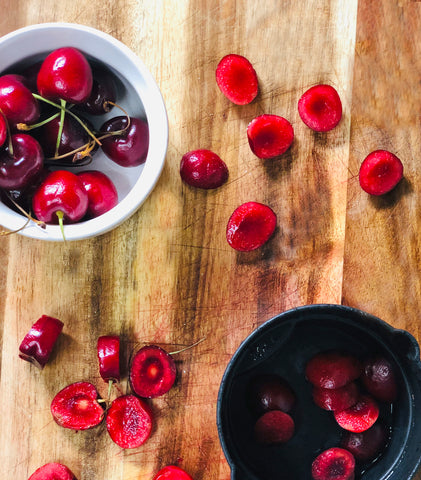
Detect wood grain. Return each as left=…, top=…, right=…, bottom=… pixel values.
left=2, top=0, right=419, bottom=479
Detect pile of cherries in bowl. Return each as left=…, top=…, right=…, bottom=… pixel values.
left=0, top=46, right=149, bottom=235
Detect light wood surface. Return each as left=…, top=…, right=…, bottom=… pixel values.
left=0, top=1, right=420, bottom=479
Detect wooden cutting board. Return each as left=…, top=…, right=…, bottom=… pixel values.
left=1, top=1, right=420, bottom=479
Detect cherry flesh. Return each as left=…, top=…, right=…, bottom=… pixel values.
left=100, top=116, right=149, bottom=167
left=247, top=374, right=296, bottom=414
left=226, top=201, right=277, bottom=251
left=311, top=447, right=355, bottom=480
left=50, top=381, right=104, bottom=430
left=359, top=150, right=403, bottom=196
left=37, top=47, right=93, bottom=104
left=97, top=335, right=120, bottom=383
left=298, top=84, right=342, bottom=132
left=19, top=315, right=63, bottom=369
left=130, top=345, right=177, bottom=398
left=334, top=395, right=380, bottom=433
left=78, top=170, right=118, bottom=218
left=0, top=74, right=40, bottom=127
left=28, top=462, right=77, bottom=480
left=254, top=410, right=295, bottom=444
left=106, top=394, right=153, bottom=449
left=152, top=465, right=194, bottom=480
left=0, top=133, right=44, bottom=190
left=32, top=170, right=89, bottom=224
left=247, top=114, right=294, bottom=159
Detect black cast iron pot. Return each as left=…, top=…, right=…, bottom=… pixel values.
left=217, top=304, right=421, bottom=480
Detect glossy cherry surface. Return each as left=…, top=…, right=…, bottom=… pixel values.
left=28, top=462, right=77, bottom=480
left=0, top=133, right=44, bottom=190
left=97, top=335, right=120, bottom=382
left=19, top=315, right=63, bottom=369
left=180, top=149, right=228, bottom=189
left=100, top=116, right=149, bottom=167
left=37, top=47, right=93, bottom=103
left=78, top=170, right=118, bottom=218
left=0, top=113, right=7, bottom=148
left=152, top=465, right=194, bottom=480
left=0, top=74, right=40, bottom=127
left=78, top=66, right=116, bottom=115
left=32, top=170, right=89, bottom=224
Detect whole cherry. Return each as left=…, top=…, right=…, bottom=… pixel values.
left=100, top=116, right=149, bottom=167
left=32, top=170, right=89, bottom=234
left=0, top=133, right=44, bottom=190
left=37, top=47, right=93, bottom=104
left=77, top=66, right=117, bottom=115
left=0, top=112, right=7, bottom=148
left=78, top=170, right=118, bottom=218
left=0, top=74, right=40, bottom=127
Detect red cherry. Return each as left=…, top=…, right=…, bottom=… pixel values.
left=28, top=462, right=76, bottom=480
left=359, top=150, right=403, bottom=196
left=180, top=149, right=228, bottom=189
left=78, top=170, right=118, bottom=218
left=226, top=201, right=277, bottom=251
left=247, top=114, right=294, bottom=159
left=152, top=465, right=194, bottom=480
left=37, top=47, right=93, bottom=103
left=77, top=66, right=117, bottom=115
left=0, top=133, right=44, bottom=190
left=298, top=84, right=342, bottom=132
left=0, top=74, right=40, bottom=127
left=100, top=116, right=149, bottom=167
left=0, top=113, right=6, bottom=148
left=32, top=170, right=89, bottom=224
left=97, top=335, right=120, bottom=383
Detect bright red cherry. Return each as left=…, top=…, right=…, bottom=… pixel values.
left=100, top=116, right=149, bottom=167
left=0, top=133, right=44, bottom=190
left=0, top=74, right=40, bottom=127
left=32, top=170, right=89, bottom=225
left=78, top=170, right=118, bottom=218
left=37, top=47, right=93, bottom=103
left=0, top=113, right=6, bottom=147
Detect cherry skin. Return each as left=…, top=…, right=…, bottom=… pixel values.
left=180, top=149, right=229, bottom=189
left=0, top=113, right=6, bottom=148
left=32, top=170, right=89, bottom=224
left=77, top=66, right=116, bottom=115
left=78, top=170, right=118, bottom=218
left=0, top=74, right=40, bottom=127
left=152, top=465, right=194, bottom=480
left=100, top=116, right=149, bottom=167
left=37, top=47, right=93, bottom=103
left=0, top=133, right=44, bottom=190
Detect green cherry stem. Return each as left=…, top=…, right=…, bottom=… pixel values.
left=55, top=210, right=66, bottom=242
left=55, top=99, right=66, bottom=158
left=17, top=112, right=60, bottom=132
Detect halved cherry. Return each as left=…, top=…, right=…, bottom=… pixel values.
left=50, top=382, right=104, bottom=430
left=305, top=351, right=362, bottom=389
left=247, top=114, right=294, bottom=159
left=97, top=335, right=120, bottom=383
left=28, top=462, right=76, bottom=480
left=254, top=410, right=295, bottom=444
left=19, top=315, right=63, bottom=369
left=106, top=394, right=153, bottom=449
left=334, top=395, right=380, bottom=433
left=359, top=150, right=403, bottom=196
left=298, top=84, right=342, bottom=132
left=226, top=201, right=277, bottom=252
left=129, top=345, right=177, bottom=398
left=311, top=448, right=355, bottom=480
left=361, top=355, right=398, bottom=403
left=153, top=465, right=194, bottom=480
left=312, top=382, right=359, bottom=412
left=341, top=422, right=389, bottom=462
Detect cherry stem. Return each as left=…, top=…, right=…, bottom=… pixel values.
left=55, top=99, right=66, bottom=158
left=2, top=190, right=46, bottom=229
left=32, top=93, right=100, bottom=146
left=0, top=216, right=30, bottom=236
left=17, top=112, right=60, bottom=131
left=107, top=379, right=113, bottom=402
left=55, top=210, right=66, bottom=242
left=169, top=337, right=206, bottom=355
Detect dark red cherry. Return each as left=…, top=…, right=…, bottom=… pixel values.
left=20, top=61, right=43, bottom=92
left=37, top=47, right=93, bottom=104
left=0, top=113, right=6, bottom=147
left=180, top=149, right=229, bottom=189
left=32, top=170, right=88, bottom=224
left=247, top=374, right=296, bottom=414
left=0, top=133, right=43, bottom=190
left=78, top=170, right=118, bottom=218
left=36, top=112, right=93, bottom=160
left=0, top=74, right=40, bottom=127
left=77, top=66, right=116, bottom=115
left=100, top=116, right=149, bottom=167
left=361, top=356, right=398, bottom=403
left=341, top=422, right=389, bottom=462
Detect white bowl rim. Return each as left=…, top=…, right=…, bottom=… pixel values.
left=0, top=22, right=168, bottom=241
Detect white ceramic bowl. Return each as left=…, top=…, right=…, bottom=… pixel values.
left=0, top=23, right=168, bottom=241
